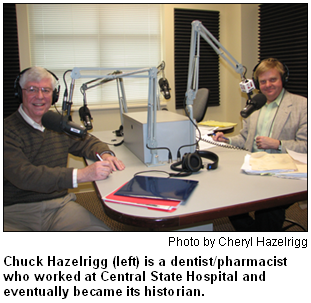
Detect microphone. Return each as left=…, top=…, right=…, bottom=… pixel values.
left=240, top=93, right=267, bottom=119
left=79, top=105, right=93, bottom=130
left=159, top=78, right=171, bottom=100
left=42, top=111, right=87, bottom=139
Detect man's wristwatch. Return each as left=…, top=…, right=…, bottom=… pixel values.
left=277, top=140, right=282, bottom=151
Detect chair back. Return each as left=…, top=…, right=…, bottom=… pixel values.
left=192, top=88, right=209, bottom=123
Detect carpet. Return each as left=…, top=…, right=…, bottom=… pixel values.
left=75, top=191, right=307, bottom=232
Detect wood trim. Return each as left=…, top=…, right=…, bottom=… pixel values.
left=99, top=189, right=307, bottom=229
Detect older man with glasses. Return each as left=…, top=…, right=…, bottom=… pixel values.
left=4, top=66, right=125, bottom=231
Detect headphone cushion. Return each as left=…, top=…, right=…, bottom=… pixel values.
left=170, top=150, right=218, bottom=173
left=182, top=153, right=202, bottom=172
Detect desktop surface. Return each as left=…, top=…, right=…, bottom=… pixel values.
left=88, top=130, right=307, bottom=228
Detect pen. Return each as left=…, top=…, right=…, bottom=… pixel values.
left=212, top=133, right=229, bottom=140
left=96, top=152, right=115, bottom=174
left=96, top=152, right=104, bottom=161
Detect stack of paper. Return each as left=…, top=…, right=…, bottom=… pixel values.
left=241, top=150, right=307, bottom=180
left=197, top=126, right=218, bottom=137
left=274, top=149, right=307, bottom=180
left=196, top=126, right=219, bottom=149
left=104, top=176, right=199, bottom=212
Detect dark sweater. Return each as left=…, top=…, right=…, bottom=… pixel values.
left=4, top=111, right=111, bottom=206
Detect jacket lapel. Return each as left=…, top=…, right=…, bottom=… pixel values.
left=271, top=91, right=292, bottom=139
left=249, top=110, right=260, bottom=139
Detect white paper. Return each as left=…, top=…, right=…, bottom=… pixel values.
left=241, top=153, right=307, bottom=180
left=287, top=149, right=307, bottom=164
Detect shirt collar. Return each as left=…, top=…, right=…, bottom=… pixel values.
left=18, top=104, right=45, bottom=132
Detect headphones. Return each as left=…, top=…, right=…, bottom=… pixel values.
left=14, top=67, right=60, bottom=105
left=170, top=150, right=218, bottom=176
left=252, top=58, right=289, bottom=90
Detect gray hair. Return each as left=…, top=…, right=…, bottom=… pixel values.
left=19, top=67, right=57, bottom=90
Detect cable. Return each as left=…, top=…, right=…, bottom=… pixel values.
left=88, top=133, right=124, bottom=147
left=146, top=144, right=172, bottom=163
left=62, top=70, right=72, bottom=103
left=242, top=65, right=247, bottom=80
left=53, top=69, right=72, bottom=115
left=134, top=170, right=171, bottom=178
left=178, top=95, right=201, bottom=159
left=134, top=169, right=192, bottom=178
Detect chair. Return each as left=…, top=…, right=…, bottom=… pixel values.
left=282, top=218, right=307, bottom=231
left=282, top=201, right=307, bottom=231
left=192, top=88, right=209, bottom=123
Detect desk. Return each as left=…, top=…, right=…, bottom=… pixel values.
left=87, top=131, right=307, bottom=229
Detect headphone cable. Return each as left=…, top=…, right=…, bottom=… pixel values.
left=177, top=96, right=202, bottom=160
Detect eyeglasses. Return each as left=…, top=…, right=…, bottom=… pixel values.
left=22, top=86, right=53, bottom=96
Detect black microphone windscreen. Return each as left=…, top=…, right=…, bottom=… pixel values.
left=79, top=106, right=84, bottom=117
left=158, top=78, right=165, bottom=86
left=79, top=105, right=93, bottom=130
left=158, top=78, right=171, bottom=100
left=42, top=111, right=64, bottom=133
left=240, top=93, right=267, bottom=119
left=79, top=105, right=91, bottom=117
left=253, top=93, right=267, bottom=109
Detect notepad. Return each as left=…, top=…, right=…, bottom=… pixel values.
left=199, top=120, right=237, bottom=128
left=114, top=175, right=199, bottom=201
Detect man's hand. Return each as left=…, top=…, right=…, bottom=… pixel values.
left=77, top=160, right=114, bottom=183
left=212, top=132, right=229, bottom=143
left=100, top=154, right=125, bottom=171
left=77, top=153, right=125, bottom=184
left=255, top=136, right=279, bottom=150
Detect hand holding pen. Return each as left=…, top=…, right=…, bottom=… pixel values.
left=77, top=154, right=113, bottom=183
left=212, top=132, right=229, bottom=143
left=96, top=152, right=125, bottom=172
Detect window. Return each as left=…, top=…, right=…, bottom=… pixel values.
left=27, top=4, right=161, bottom=107
left=258, top=4, right=307, bottom=98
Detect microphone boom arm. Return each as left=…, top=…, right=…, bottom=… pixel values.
left=66, top=66, right=161, bottom=166
left=79, top=71, right=128, bottom=125
left=186, top=20, right=250, bottom=151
